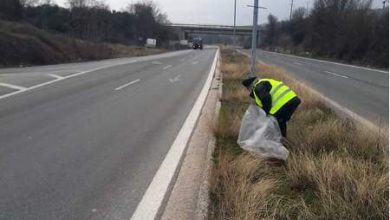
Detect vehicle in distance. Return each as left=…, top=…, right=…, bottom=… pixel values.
left=192, top=38, right=203, bottom=50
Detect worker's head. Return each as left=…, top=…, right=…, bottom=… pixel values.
left=242, top=77, right=257, bottom=91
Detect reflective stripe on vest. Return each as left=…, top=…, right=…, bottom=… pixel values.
left=252, top=78, right=297, bottom=114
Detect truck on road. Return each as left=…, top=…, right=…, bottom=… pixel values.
left=192, top=38, right=203, bottom=50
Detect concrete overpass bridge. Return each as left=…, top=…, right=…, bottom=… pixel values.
left=166, top=23, right=264, bottom=45
left=167, top=24, right=253, bottom=38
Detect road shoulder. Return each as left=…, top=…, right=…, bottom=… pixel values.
left=160, top=50, right=222, bottom=220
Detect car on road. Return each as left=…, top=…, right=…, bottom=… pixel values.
left=192, top=38, right=203, bottom=50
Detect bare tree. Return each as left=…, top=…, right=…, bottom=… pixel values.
left=261, top=0, right=388, bottom=67
left=67, top=0, right=103, bottom=9
left=128, top=1, right=168, bottom=24
left=20, top=0, right=40, bottom=7
left=264, top=14, right=279, bottom=48
left=292, top=7, right=306, bottom=20
left=0, top=0, right=23, bottom=20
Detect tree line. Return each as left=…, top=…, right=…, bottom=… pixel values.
left=261, top=0, right=389, bottom=68
left=0, top=0, right=176, bottom=47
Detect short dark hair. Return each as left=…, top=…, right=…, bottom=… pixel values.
left=242, top=77, right=257, bottom=88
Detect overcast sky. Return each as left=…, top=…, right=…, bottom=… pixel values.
left=54, top=0, right=385, bottom=25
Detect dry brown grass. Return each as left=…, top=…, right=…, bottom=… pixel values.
left=209, top=48, right=389, bottom=220
left=109, top=44, right=165, bottom=58
left=219, top=49, right=251, bottom=105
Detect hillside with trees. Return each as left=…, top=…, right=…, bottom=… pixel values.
left=261, top=0, right=389, bottom=68
left=0, top=0, right=176, bottom=66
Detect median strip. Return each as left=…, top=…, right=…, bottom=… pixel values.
left=209, top=48, right=388, bottom=220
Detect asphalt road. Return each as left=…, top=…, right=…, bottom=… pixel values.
left=243, top=49, right=389, bottom=124
left=0, top=48, right=217, bottom=220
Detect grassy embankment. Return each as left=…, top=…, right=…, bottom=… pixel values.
left=0, top=20, right=165, bottom=67
left=209, top=48, right=388, bottom=220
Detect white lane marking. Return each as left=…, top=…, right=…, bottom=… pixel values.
left=114, top=79, right=140, bottom=91
left=0, top=60, right=138, bottom=101
left=262, top=50, right=389, bottom=74
left=324, top=71, right=349, bottom=79
left=294, top=62, right=303, bottom=66
left=130, top=49, right=220, bottom=220
left=169, top=74, right=181, bottom=83
left=6, top=70, right=67, bottom=75
left=152, top=61, right=162, bottom=65
left=163, top=65, right=172, bottom=70
left=0, top=82, right=27, bottom=91
left=48, top=74, right=64, bottom=79
left=192, top=61, right=199, bottom=65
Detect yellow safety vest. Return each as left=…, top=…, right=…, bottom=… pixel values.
left=252, top=78, right=297, bottom=115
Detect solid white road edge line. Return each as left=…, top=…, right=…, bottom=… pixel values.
left=130, top=49, right=220, bottom=220
left=114, top=79, right=140, bottom=91
left=0, top=82, right=27, bottom=91
left=0, top=60, right=138, bottom=101
left=324, top=71, right=349, bottom=79
left=262, top=50, right=389, bottom=74
left=163, top=65, right=172, bottom=70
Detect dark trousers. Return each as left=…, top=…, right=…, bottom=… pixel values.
left=273, top=97, right=301, bottom=137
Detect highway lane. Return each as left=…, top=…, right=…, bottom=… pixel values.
left=0, top=50, right=195, bottom=96
left=0, top=48, right=217, bottom=219
left=243, top=49, right=389, bottom=124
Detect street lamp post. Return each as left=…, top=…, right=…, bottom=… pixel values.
left=250, top=0, right=259, bottom=77
left=248, top=1, right=266, bottom=77
left=290, top=0, right=294, bottom=20
left=233, top=0, right=237, bottom=47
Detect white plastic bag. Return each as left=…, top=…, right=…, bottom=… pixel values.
left=237, top=105, right=289, bottom=161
